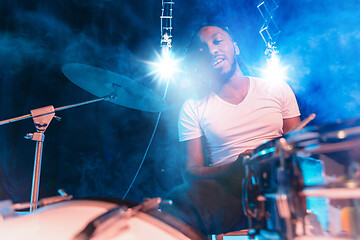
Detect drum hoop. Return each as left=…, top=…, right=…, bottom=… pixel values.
left=286, top=119, right=360, bottom=145
left=301, top=187, right=360, bottom=199
left=68, top=198, right=206, bottom=240
left=148, top=210, right=206, bottom=240
left=295, top=138, right=360, bottom=154
left=249, top=125, right=360, bottom=164
left=35, top=199, right=118, bottom=213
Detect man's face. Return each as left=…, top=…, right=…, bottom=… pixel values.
left=190, top=26, right=239, bottom=80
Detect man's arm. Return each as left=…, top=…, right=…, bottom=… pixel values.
left=283, top=116, right=301, bottom=134
left=182, top=137, right=245, bottom=182
left=181, top=116, right=300, bottom=182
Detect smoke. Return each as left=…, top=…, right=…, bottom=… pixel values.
left=0, top=0, right=164, bottom=202
left=73, top=0, right=115, bottom=8
left=276, top=0, right=360, bottom=123
left=1, top=0, right=360, bottom=204
left=157, top=0, right=360, bottom=199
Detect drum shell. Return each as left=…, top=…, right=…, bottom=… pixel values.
left=243, top=119, right=360, bottom=239
left=0, top=199, right=206, bottom=240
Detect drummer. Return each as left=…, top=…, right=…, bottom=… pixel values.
left=162, top=24, right=301, bottom=235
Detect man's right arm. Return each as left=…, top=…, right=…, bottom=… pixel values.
left=182, top=137, right=246, bottom=182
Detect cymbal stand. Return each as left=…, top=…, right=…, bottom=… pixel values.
left=0, top=96, right=111, bottom=212
left=26, top=106, right=55, bottom=212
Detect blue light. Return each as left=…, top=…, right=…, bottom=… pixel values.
left=259, top=147, right=276, bottom=156
left=158, top=48, right=177, bottom=79
left=261, top=52, right=289, bottom=82
left=145, top=48, right=182, bottom=82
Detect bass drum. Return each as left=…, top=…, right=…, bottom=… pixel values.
left=0, top=198, right=206, bottom=240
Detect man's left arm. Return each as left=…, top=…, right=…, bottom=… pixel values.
left=283, top=116, right=301, bottom=134
left=279, top=80, right=301, bottom=134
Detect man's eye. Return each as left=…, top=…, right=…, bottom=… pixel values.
left=214, top=39, right=223, bottom=45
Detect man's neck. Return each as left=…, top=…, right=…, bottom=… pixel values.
left=215, top=65, right=250, bottom=105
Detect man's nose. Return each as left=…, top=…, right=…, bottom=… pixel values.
left=208, top=44, right=219, bottom=55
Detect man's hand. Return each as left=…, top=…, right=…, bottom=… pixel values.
left=222, top=149, right=253, bottom=183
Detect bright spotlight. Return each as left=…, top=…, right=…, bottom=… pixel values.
left=261, top=53, right=289, bottom=82
left=145, top=48, right=181, bottom=81
left=158, top=48, right=177, bottom=79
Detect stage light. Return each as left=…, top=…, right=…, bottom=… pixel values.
left=257, top=1, right=289, bottom=83
left=261, top=52, right=289, bottom=82
left=157, top=48, right=179, bottom=79
left=145, top=48, right=181, bottom=81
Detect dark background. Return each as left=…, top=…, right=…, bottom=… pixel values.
left=0, top=0, right=359, bottom=204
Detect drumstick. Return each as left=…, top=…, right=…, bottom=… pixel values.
left=290, top=113, right=316, bottom=132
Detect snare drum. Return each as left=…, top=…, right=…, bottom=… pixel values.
left=0, top=198, right=206, bottom=240
left=242, top=118, right=360, bottom=239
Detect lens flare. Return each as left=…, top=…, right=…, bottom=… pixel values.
left=145, top=48, right=182, bottom=82
left=261, top=53, right=289, bottom=82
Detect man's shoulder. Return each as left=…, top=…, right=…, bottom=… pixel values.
left=249, top=76, right=280, bottom=86
left=183, top=93, right=214, bottom=108
left=249, top=76, right=292, bottom=93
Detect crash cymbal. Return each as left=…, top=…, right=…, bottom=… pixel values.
left=62, top=63, right=167, bottom=112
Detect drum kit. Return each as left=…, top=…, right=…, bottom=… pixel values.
left=0, top=63, right=167, bottom=211
left=242, top=118, right=360, bottom=239
left=0, top=63, right=360, bottom=239
left=0, top=63, right=206, bottom=240
left=0, top=196, right=205, bottom=240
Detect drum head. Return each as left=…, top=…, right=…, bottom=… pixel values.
left=0, top=198, right=206, bottom=240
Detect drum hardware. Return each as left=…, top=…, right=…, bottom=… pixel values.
left=0, top=198, right=206, bottom=240
left=242, top=152, right=266, bottom=233
left=243, top=118, right=360, bottom=239
left=290, top=137, right=360, bottom=156
left=0, top=200, right=14, bottom=221
left=301, top=179, right=360, bottom=199
left=242, top=173, right=265, bottom=220
left=244, top=138, right=293, bottom=166
left=0, top=64, right=167, bottom=212
left=0, top=190, right=72, bottom=221
left=243, top=136, right=307, bottom=240
left=241, top=153, right=251, bottom=164
left=57, top=188, right=69, bottom=197
left=11, top=192, right=73, bottom=211
left=27, top=105, right=56, bottom=212
left=277, top=142, right=296, bottom=240
left=278, top=137, right=294, bottom=152
left=73, top=197, right=169, bottom=240
left=0, top=98, right=108, bottom=211
left=301, top=187, right=360, bottom=199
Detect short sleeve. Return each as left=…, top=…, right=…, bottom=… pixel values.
left=280, top=81, right=301, bottom=119
left=178, top=100, right=203, bottom=142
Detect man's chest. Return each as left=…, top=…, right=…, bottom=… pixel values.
left=200, top=98, right=283, bottom=144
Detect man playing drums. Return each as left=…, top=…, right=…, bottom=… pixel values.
left=163, top=24, right=301, bottom=236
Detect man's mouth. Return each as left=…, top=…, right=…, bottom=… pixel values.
left=213, top=57, right=225, bottom=67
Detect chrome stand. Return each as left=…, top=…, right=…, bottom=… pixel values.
left=0, top=97, right=109, bottom=212
left=26, top=106, right=55, bottom=211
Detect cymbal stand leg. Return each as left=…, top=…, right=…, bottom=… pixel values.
left=29, top=132, right=45, bottom=212
left=25, top=106, right=56, bottom=212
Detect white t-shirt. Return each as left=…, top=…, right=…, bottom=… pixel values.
left=178, top=77, right=300, bottom=166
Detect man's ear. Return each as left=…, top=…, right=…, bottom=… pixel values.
left=234, top=42, right=240, bottom=55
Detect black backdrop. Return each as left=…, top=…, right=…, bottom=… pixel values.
left=0, top=0, right=359, bottom=203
